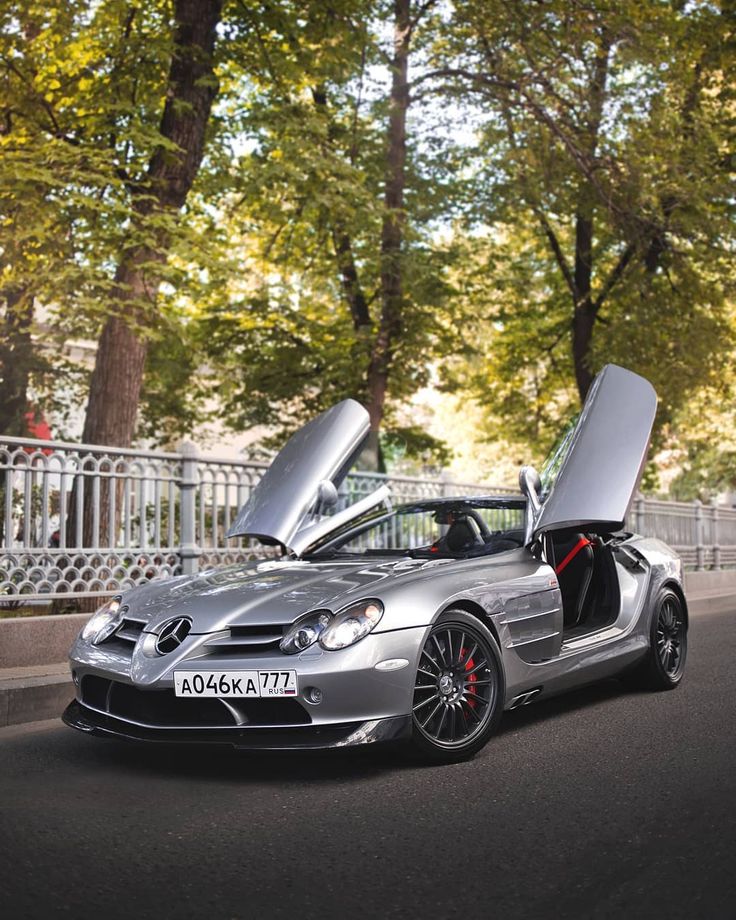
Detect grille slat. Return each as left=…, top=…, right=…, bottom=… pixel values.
left=207, top=634, right=282, bottom=647
left=115, top=626, right=144, bottom=644
left=98, top=615, right=146, bottom=650
left=205, top=623, right=288, bottom=655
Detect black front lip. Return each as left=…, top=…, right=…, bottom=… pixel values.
left=62, top=700, right=411, bottom=750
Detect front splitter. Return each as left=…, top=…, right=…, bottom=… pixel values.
left=62, top=700, right=412, bottom=751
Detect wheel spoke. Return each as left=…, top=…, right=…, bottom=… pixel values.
left=460, top=642, right=477, bottom=668
left=465, top=660, right=487, bottom=677
left=435, top=705, right=448, bottom=739
left=413, top=693, right=440, bottom=712
left=462, top=698, right=482, bottom=723
left=433, top=634, right=448, bottom=667
left=456, top=701, right=469, bottom=736
left=464, top=691, right=490, bottom=708
left=421, top=647, right=441, bottom=671
left=455, top=632, right=467, bottom=667
left=420, top=699, right=444, bottom=729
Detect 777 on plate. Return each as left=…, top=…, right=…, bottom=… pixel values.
left=174, top=670, right=297, bottom=698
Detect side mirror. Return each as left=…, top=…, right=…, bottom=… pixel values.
left=519, top=465, right=542, bottom=513
left=314, top=480, right=338, bottom=514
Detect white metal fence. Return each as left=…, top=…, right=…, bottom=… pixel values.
left=0, top=436, right=510, bottom=603
left=0, top=435, right=733, bottom=604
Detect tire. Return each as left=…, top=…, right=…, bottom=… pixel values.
left=407, top=609, right=505, bottom=764
left=623, top=588, right=688, bottom=691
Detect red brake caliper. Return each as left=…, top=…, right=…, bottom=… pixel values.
left=461, top=647, right=477, bottom=708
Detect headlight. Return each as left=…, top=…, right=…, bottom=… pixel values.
left=319, top=599, right=383, bottom=651
left=280, top=610, right=332, bottom=655
left=80, top=597, right=123, bottom=645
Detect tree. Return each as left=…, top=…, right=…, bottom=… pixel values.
left=0, top=1, right=104, bottom=436
left=429, top=0, right=735, bottom=439
left=197, top=0, right=465, bottom=468
left=0, top=0, right=221, bottom=441
left=81, top=0, right=223, bottom=448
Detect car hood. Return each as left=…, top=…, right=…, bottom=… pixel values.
left=123, top=557, right=457, bottom=635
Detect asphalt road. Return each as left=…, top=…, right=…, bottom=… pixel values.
left=1, top=608, right=735, bottom=920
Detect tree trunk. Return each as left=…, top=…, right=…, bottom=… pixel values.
left=364, top=0, right=411, bottom=470
left=569, top=41, right=610, bottom=403
left=67, top=0, right=222, bottom=599
left=0, top=286, right=34, bottom=436
left=571, top=211, right=595, bottom=401
left=82, top=0, right=222, bottom=449
left=81, top=250, right=163, bottom=446
left=331, top=229, right=372, bottom=331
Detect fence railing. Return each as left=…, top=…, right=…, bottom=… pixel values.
left=0, top=435, right=733, bottom=604
left=0, top=436, right=511, bottom=603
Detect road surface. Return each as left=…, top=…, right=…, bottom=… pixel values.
left=1, top=608, right=735, bottom=919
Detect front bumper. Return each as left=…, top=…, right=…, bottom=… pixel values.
left=63, top=700, right=412, bottom=750
left=66, top=626, right=426, bottom=748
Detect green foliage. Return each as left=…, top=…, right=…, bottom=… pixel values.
left=188, top=0, right=472, bottom=456
left=0, top=0, right=734, bottom=485
left=432, top=0, right=736, bottom=472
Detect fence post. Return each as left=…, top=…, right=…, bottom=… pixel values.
left=712, top=500, right=720, bottom=571
left=179, top=440, right=201, bottom=576
left=694, top=499, right=704, bottom=571
left=634, top=493, right=645, bottom=535
left=439, top=470, right=451, bottom=499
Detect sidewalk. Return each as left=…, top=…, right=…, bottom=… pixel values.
left=0, top=588, right=733, bottom=729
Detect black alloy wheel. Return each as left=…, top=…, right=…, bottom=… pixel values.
left=622, top=588, right=688, bottom=691
left=655, top=594, right=686, bottom=680
left=409, top=610, right=504, bottom=763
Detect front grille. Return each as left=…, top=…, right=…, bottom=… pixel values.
left=204, top=623, right=288, bottom=656
left=97, top=614, right=147, bottom=655
left=79, top=675, right=311, bottom=728
left=114, top=615, right=146, bottom=644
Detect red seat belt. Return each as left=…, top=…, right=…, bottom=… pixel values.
left=555, top=536, right=592, bottom=575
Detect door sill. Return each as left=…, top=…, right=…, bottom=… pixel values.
left=561, top=625, right=622, bottom=652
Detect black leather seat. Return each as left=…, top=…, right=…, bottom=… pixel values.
left=442, top=519, right=480, bottom=553
left=554, top=534, right=595, bottom=628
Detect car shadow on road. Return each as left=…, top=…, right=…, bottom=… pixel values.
left=497, top=677, right=633, bottom=737
left=61, top=677, right=636, bottom=785
left=66, top=730, right=409, bottom=785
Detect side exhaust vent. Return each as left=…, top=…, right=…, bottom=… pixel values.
left=508, top=687, right=542, bottom=710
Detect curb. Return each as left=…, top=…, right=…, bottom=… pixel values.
left=0, top=668, right=72, bottom=728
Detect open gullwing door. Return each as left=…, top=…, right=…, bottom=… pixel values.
left=532, top=364, right=657, bottom=538
left=227, top=399, right=379, bottom=553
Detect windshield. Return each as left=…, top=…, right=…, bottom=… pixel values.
left=539, top=416, right=578, bottom=497
left=306, top=499, right=526, bottom=559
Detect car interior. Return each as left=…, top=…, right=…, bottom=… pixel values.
left=545, top=529, right=621, bottom=639
left=427, top=509, right=525, bottom=558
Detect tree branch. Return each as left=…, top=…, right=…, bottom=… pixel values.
left=537, top=211, right=576, bottom=298
left=592, top=241, right=637, bottom=314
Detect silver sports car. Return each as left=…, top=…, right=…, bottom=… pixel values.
left=64, top=364, right=688, bottom=763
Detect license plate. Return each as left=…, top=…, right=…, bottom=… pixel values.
left=173, top=670, right=298, bottom=698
